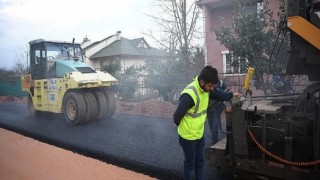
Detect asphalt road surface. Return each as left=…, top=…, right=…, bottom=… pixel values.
left=0, top=102, right=233, bottom=179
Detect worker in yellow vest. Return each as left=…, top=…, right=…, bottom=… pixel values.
left=173, top=65, right=240, bottom=180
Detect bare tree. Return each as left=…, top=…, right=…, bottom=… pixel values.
left=12, top=45, right=29, bottom=76
left=0, top=44, right=28, bottom=77
left=145, top=0, right=202, bottom=72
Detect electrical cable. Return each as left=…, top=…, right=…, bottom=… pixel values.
left=247, top=126, right=320, bottom=166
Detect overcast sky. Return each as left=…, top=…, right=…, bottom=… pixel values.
left=0, top=0, right=158, bottom=68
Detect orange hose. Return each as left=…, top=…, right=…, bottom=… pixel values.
left=247, top=127, right=320, bottom=166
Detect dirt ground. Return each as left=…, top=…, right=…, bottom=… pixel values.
left=0, top=128, right=155, bottom=180
left=0, top=96, right=26, bottom=103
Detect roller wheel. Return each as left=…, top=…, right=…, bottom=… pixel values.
left=28, top=94, right=39, bottom=116
left=104, top=90, right=116, bottom=118
left=92, top=90, right=108, bottom=120
left=63, top=92, right=86, bottom=125
left=82, top=91, right=98, bottom=122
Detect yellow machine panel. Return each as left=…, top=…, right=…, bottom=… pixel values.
left=287, top=16, right=320, bottom=50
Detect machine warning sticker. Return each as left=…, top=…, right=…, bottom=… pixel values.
left=49, top=93, right=55, bottom=101
left=48, top=79, right=58, bottom=91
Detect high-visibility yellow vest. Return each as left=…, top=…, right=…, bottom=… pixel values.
left=178, top=77, right=209, bottom=140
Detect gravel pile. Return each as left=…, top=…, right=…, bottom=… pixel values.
left=116, top=99, right=177, bottom=118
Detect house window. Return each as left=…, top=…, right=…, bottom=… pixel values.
left=137, top=41, right=148, bottom=48
left=257, top=2, right=263, bottom=14
left=243, top=1, right=263, bottom=16
left=257, top=2, right=264, bottom=19
left=222, top=50, right=246, bottom=76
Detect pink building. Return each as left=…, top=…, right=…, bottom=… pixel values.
left=198, top=0, right=279, bottom=75
left=197, top=0, right=281, bottom=94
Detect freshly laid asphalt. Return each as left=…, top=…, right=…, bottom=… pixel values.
left=0, top=102, right=232, bottom=179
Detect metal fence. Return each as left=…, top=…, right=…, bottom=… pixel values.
left=113, top=73, right=313, bottom=102
left=0, top=74, right=312, bottom=101
left=0, top=76, right=28, bottom=97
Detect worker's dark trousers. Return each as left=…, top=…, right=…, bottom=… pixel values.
left=207, top=104, right=225, bottom=145
left=207, top=110, right=220, bottom=145
left=179, top=136, right=205, bottom=180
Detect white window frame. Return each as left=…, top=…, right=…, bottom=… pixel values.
left=243, top=1, right=264, bottom=17
left=221, top=50, right=246, bottom=76
left=257, top=2, right=263, bottom=13
left=257, top=2, right=264, bottom=20
left=222, top=50, right=231, bottom=75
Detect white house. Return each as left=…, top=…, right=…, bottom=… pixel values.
left=81, top=31, right=169, bottom=71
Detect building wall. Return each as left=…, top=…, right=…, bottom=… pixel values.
left=98, top=57, right=147, bottom=72
left=120, top=57, right=145, bottom=71
left=120, top=56, right=166, bottom=72
left=204, top=5, right=232, bottom=73
left=268, top=0, right=280, bottom=17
